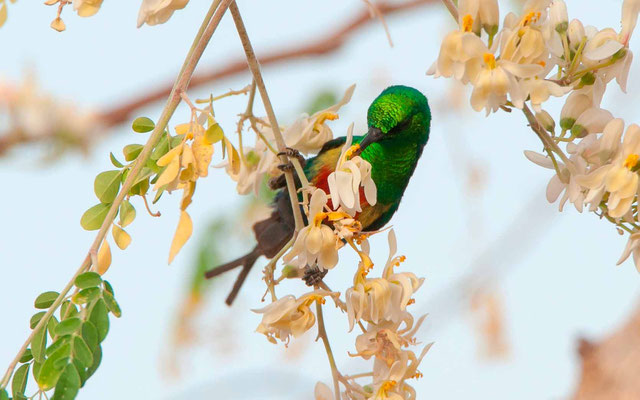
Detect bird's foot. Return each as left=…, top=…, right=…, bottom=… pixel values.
left=276, top=147, right=306, bottom=172
left=302, top=265, right=328, bottom=286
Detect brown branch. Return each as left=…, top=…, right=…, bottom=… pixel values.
left=571, top=302, right=640, bottom=399
left=98, top=0, right=437, bottom=127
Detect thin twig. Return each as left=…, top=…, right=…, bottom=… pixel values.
left=0, top=0, right=232, bottom=389
left=96, top=0, right=437, bottom=128
left=229, top=1, right=305, bottom=232
left=440, top=0, right=459, bottom=21
left=315, top=301, right=342, bottom=400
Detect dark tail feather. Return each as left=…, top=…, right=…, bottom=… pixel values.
left=204, top=246, right=260, bottom=306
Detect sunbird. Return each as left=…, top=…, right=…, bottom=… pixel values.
left=205, top=85, right=432, bottom=304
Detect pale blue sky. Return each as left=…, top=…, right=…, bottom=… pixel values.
left=2, top=1, right=639, bottom=399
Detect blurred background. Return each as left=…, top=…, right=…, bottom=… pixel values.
left=2, top=0, right=640, bottom=398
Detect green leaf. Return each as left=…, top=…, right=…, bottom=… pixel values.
left=53, top=357, right=70, bottom=370
left=72, top=360, right=87, bottom=387
left=94, top=170, right=122, bottom=204
left=205, top=123, right=224, bottom=144
left=11, top=363, right=29, bottom=399
left=123, top=144, right=144, bottom=161
left=130, top=178, right=149, bottom=197
left=46, top=336, right=71, bottom=358
left=150, top=133, right=169, bottom=161
left=109, top=152, right=124, bottom=168
left=51, top=363, right=80, bottom=400
left=47, top=317, right=59, bottom=339
left=72, top=336, right=93, bottom=368
left=72, top=288, right=100, bottom=305
left=119, top=200, right=136, bottom=228
left=19, top=349, right=33, bottom=363
left=102, top=281, right=114, bottom=295
left=132, top=117, right=155, bottom=133
left=32, top=361, right=42, bottom=382
left=30, top=311, right=46, bottom=329
left=89, top=300, right=109, bottom=343
left=74, top=272, right=102, bottom=289
left=0, top=388, right=8, bottom=400
left=102, top=292, right=121, bottom=318
left=31, top=325, right=47, bottom=363
left=35, top=291, right=59, bottom=309
left=85, top=345, right=102, bottom=380
left=60, top=302, right=78, bottom=320
left=37, top=342, right=71, bottom=390
left=55, top=318, right=82, bottom=337
left=80, top=203, right=110, bottom=231
left=81, top=322, right=99, bottom=352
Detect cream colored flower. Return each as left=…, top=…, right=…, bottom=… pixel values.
left=283, top=189, right=339, bottom=270
left=327, top=126, right=377, bottom=215
left=549, top=1, right=568, bottom=33
left=137, top=0, right=189, bottom=28
left=346, top=230, right=423, bottom=331
left=617, top=231, right=640, bottom=271
left=427, top=14, right=487, bottom=83
left=253, top=290, right=336, bottom=344
left=462, top=36, right=543, bottom=113
left=620, top=0, right=640, bottom=46
left=577, top=121, right=640, bottom=218
left=520, top=78, right=570, bottom=112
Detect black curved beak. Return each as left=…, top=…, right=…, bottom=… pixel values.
left=357, top=127, right=384, bottom=154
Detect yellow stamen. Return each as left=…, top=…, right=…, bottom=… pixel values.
left=314, top=112, right=339, bottom=131
left=522, top=11, right=541, bottom=26
left=312, top=212, right=328, bottom=227
left=407, top=298, right=416, bottom=306
left=461, top=14, right=474, bottom=33
left=537, top=60, right=546, bottom=67
left=483, top=53, right=497, bottom=69
left=378, top=380, right=398, bottom=395
left=624, top=153, right=640, bottom=170
left=345, top=144, right=360, bottom=159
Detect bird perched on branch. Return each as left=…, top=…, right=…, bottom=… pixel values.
left=205, top=85, right=431, bottom=305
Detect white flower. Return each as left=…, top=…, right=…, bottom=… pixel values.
left=577, top=121, right=640, bottom=218
left=559, top=92, right=593, bottom=132
left=346, top=230, right=423, bottom=331
left=617, top=231, right=640, bottom=271
left=520, top=78, right=570, bottom=112
left=73, top=0, right=103, bottom=17
left=283, top=189, right=339, bottom=270
left=326, top=124, right=377, bottom=216
left=567, top=19, right=586, bottom=50
left=621, top=0, right=640, bottom=46
left=370, top=343, right=433, bottom=400
left=284, top=84, right=355, bottom=155
left=478, top=0, right=500, bottom=34
left=253, top=290, right=336, bottom=344
left=462, top=36, right=543, bottom=113
left=137, top=0, right=189, bottom=28
left=427, top=14, right=487, bottom=83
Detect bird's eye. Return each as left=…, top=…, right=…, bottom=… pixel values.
left=389, top=116, right=411, bottom=134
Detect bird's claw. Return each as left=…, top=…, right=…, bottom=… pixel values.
left=302, top=265, right=328, bottom=287
left=277, top=147, right=306, bottom=171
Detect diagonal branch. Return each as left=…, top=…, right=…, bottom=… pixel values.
left=98, top=0, right=437, bottom=128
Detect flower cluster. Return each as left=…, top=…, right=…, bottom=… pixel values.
left=254, top=229, right=431, bottom=400
left=222, top=85, right=356, bottom=196
left=429, top=0, right=640, bottom=272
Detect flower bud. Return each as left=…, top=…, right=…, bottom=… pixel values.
left=560, top=93, right=591, bottom=130
left=568, top=19, right=585, bottom=50
left=536, top=110, right=556, bottom=132
left=479, top=0, right=499, bottom=36
left=550, top=1, right=568, bottom=34
left=570, top=107, right=614, bottom=138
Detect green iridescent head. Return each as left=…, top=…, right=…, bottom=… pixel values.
left=359, top=86, right=431, bottom=151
